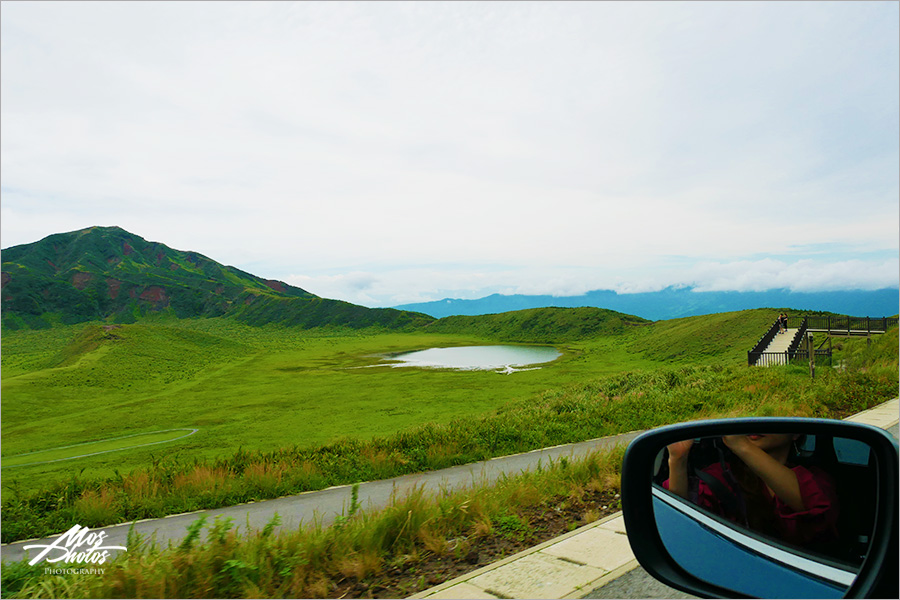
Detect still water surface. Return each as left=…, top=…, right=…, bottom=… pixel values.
left=384, top=345, right=561, bottom=371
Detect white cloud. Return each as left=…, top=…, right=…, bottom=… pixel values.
left=685, top=258, right=900, bottom=294
left=285, top=255, right=900, bottom=307
left=2, top=2, right=897, bottom=305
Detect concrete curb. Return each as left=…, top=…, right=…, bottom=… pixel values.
left=410, top=398, right=899, bottom=599
left=408, top=512, right=637, bottom=600
left=843, top=398, right=900, bottom=429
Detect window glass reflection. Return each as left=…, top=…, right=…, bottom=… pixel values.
left=664, top=434, right=838, bottom=548
left=654, top=434, right=875, bottom=565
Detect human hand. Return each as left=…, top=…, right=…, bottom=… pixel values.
left=722, top=435, right=754, bottom=455
left=667, top=439, right=694, bottom=461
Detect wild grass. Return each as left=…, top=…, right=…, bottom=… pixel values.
left=2, top=317, right=896, bottom=544
left=1, top=315, right=895, bottom=597
left=3, top=342, right=896, bottom=543
left=2, top=447, right=626, bottom=599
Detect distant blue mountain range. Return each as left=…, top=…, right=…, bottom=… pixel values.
left=393, top=287, right=900, bottom=321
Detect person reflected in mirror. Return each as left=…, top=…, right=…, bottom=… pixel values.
left=665, top=434, right=839, bottom=547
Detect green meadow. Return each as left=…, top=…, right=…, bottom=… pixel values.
left=2, top=308, right=897, bottom=543
left=3, top=323, right=584, bottom=486
left=1, top=429, right=198, bottom=469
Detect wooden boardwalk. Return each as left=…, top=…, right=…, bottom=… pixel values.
left=748, top=315, right=897, bottom=367
left=762, top=328, right=798, bottom=353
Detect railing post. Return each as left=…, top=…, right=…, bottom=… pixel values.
left=807, top=333, right=815, bottom=379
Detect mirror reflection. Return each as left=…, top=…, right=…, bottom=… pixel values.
left=651, top=433, right=876, bottom=597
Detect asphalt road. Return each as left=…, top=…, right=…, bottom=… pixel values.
left=584, top=566, right=698, bottom=599
left=0, top=429, right=643, bottom=564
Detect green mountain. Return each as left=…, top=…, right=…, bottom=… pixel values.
left=1, top=226, right=655, bottom=337
left=426, top=306, right=651, bottom=342
left=1, top=226, right=431, bottom=330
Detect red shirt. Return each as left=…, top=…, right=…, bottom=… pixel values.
left=665, top=461, right=839, bottom=546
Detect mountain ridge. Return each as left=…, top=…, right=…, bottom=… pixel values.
left=393, top=287, right=900, bottom=321
left=6, top=226, right=893, bottom=333
left=1, top=226, right=431, bottom=330
left=1, top=227, right=649, bottom=341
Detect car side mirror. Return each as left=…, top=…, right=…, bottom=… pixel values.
left=621, top=418, right=898, bottom=599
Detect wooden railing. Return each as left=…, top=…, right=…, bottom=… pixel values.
left=801, top=315, right=898, bottom=336
left=786, top=316, right=808, bottom=355
left=750, top=351, right=791, bottom=367
left=747, top=320, right=783, bottom=366
left=747, top=314, right=896, bottom=366
left=751, top=348, right=833, bottom=367
left=749, top=348, right=832, bottom=368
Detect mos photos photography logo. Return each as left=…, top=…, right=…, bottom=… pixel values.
left=23, top=524, right=127, bottom=574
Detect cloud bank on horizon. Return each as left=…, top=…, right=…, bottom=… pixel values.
left=2, top=2, right=897, bottom=307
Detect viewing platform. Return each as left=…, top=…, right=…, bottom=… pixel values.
left=748, top=315, right=898, bottom=367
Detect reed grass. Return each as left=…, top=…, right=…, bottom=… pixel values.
left=2, top=447, right=625, bottom=599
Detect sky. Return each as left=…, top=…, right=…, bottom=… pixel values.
left=2, top=1, right=898, bottom=307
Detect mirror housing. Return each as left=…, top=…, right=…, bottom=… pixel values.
left=621, top=418, right=898, bottom=599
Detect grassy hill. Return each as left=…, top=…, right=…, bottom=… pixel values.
left=1, top=226, right=431, bottom=330
left=622, top=308, right=790, bottom=363
left=3, top=227, right=658, bottom=336
left=2, top=324, right=896, bottom=596
left=427, top=306, right=651, bottom=342
left=2, top=307, right=896, bottom=544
